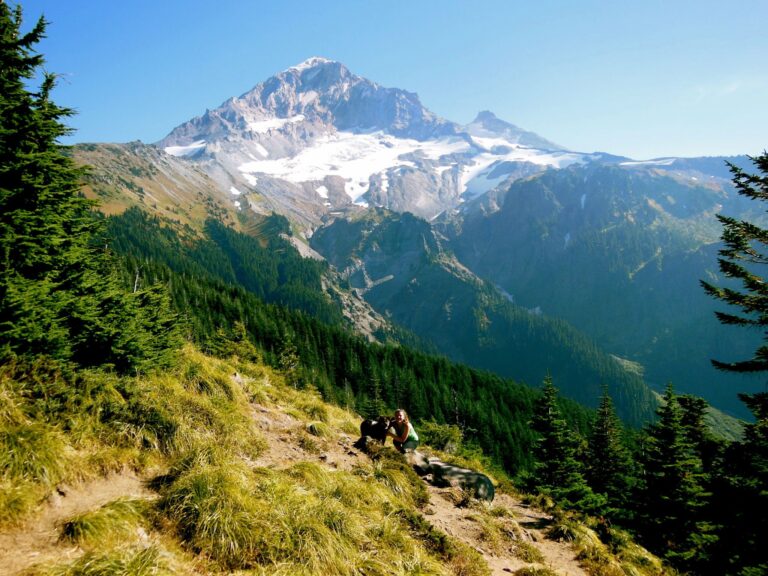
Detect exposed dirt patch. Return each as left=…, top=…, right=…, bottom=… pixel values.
left=0, top=471, right=154, bottom=576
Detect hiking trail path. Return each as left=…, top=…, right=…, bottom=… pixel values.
left=0, top=400, right=587, bottom=576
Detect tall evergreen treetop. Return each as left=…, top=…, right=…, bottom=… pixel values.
left=637, top=385, right=712, bottom=570
left=701, top=152, right=768, bottom=372
left=0, top=3, right=179, bottom=370
left=529, top=376, right=601, bottom=512
left=0, top=4, right=96, bottom=274
left=700, top=152, right=768, bottom=573
left=586, top=386, right=633, bottom=509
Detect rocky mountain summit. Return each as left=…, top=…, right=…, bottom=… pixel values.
left=157, top=57, right=596, bottom=225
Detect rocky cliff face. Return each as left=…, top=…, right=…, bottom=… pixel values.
left=163, top=57, right=457, bottom=142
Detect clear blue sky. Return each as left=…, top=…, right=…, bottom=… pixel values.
left=18, top=0, right=768, bottom=160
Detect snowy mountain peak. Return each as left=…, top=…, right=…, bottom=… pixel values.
left=157, top=59, right=587, bottom=223
left=288, top=56, right=337, bottom=73
left=272, top=57, right=355, bottom=95
left=162, top=57, right=457, bottom=149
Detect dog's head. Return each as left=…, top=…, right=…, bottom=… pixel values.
left=376, top=415, right=391, bottom=429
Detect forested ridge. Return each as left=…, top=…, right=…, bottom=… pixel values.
left=448, top=163, right=767, bottom=419
left=104, top=206, right=586, bottom=473
left=311, top=209, right=659, bottom=426
left=1, top=4, right=767, bottom=574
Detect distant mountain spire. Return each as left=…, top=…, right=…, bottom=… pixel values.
left=467, top=110, right=563, bottom=150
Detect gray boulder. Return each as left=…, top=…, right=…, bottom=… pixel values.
left=428, top=460, right=495, bottom=502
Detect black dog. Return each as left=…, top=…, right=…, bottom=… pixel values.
left=354, top=415, right=391, bottom=449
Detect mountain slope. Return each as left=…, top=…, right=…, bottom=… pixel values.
left=73, top=142, right=398, bottom=339
left=74, top=142, right=657, bottom=427
left=311, top=208, right=659, bottom=425
left=72, top=141, right=242, bottom=231
left=447, top=162, right=764, bottom=416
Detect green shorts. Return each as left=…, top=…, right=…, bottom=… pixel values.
left=394, top=438, right=419, bottom=453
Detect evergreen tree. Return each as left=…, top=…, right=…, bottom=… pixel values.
left=700, top=152, right=768, bottom=372
left=699, top=152, right=768, bottom=573
left=636, top=384, right=714, bottom=571
left=0, top=4, right=179, bottom=371
left=278, top=336, right=301, bottom=388
left=207, top=321, right=261, bottom=363
left=1, top=5, right=90, bottom=359
left=586, top=386, right=633, bottom=515
left=362, top=375, right=388, bottom=419
left=708, top=393, right=768, bottom=575
left=677, top=394, right=723, bottom=474
left=529, top=376, right=603, bottom=513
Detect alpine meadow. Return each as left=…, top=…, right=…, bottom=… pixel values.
left=1, top=3, right=767, bottom=575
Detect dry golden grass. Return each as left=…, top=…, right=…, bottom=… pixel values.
left=2, top=345, right=669, bottom=576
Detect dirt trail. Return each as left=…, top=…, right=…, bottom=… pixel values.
left=0, top=402, right=587, bottom=576
left=0, top=471, right=153, bottom=576
left=250, top=402, right=588, bottom=576
left=426, top=489, right=588, bottom=576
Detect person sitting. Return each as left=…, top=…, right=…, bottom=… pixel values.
left=387, top=408, right=419, bottom=453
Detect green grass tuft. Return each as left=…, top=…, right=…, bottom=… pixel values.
left=43, top=544, right=173, bottom=576
left=365, top=447, right=430, bottom=507
left=306, top=420, right=332, bottom=438
left=0, top=378, right=26, bottom=426
left=0, top=479, right=42, bottom=527
left=513, top=567, right=560, bottom=576
left=180, top=358, right=235, bottom=400
left=297, top=398, right=330, bottom=423
left=0, top=422, right=69, bottom=486
left=59, top=498, right=150, bottom=547
left=546, top=513, right=580, bottom=543
left=513, top=540, right=545, bottom=564
left=297, top=432, right=321, bottom=454
left=158, top=455, right=266, bottom=569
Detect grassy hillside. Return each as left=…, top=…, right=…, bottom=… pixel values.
left=71, top=142, right=242, bottom=232
left=103, top=207, right=602, bottom=474
left=0, top=344, right=669, bottom=576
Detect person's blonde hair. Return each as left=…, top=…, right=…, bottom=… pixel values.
left=394, top=408, right=409, bottom=422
